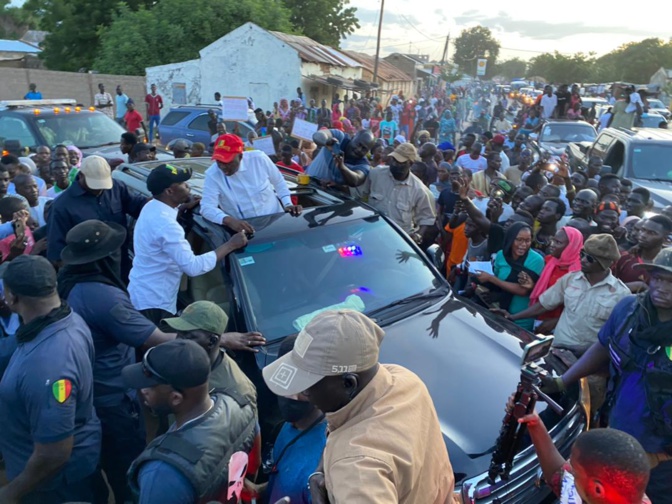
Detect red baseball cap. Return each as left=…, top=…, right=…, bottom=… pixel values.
left=493, top=134, right=506, bottom=145
left=212, top=134, right=244, bottom=163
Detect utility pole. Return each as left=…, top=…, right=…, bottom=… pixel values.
left=440, top=32, right=450, bottom=66
left=372, top=0, right=385, bottom=84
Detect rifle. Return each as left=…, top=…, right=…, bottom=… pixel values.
left=488, top=336, right=564, bottom=484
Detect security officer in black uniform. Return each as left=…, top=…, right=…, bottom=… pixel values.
left=543, top=247, right=672, bottom=503
left=0, top=255, right=101, bottom=504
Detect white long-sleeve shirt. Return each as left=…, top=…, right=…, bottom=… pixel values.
left=128, top=199, right=217, bottom=313
left=200, top=150, right=292, bottom=224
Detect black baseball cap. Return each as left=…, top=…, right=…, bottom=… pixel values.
left=122, top=339, right=210, bottom=390
left=146, top=163, right=192, bottom=196
left=2, top=255, right=57, bottom=297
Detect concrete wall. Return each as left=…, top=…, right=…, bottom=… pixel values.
left=199, top=23, right=302, bottom=112
left=0, top=67, right=146, bottom=114
left=146, top=58, right=201, bottom=115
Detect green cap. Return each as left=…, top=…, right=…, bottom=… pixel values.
left=635, top=248, right=672, bottom=275
left=163, top=301, right=228, bottom=334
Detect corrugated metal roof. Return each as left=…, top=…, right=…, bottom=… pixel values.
left=0, top=39, right=41, bottom=54
left=270, top=31, right=361, bottom=68
left=342, top=51, right=413, bottom=82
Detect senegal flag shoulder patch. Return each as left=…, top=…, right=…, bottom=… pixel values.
left=52, top=379, right=72, bottom=403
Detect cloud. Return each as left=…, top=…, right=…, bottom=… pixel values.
left=354, top=7, right=420, bottom=27
left=453, top=11, right=667, bottom=40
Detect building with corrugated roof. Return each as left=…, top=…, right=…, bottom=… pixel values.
left=146, top=22, right=400, bottom=114
left=0, top=39, right=41, bottom=68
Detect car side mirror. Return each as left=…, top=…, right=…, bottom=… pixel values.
left=600, top=165, right=613, bottom=175
left=426, top=244, right=445, bottom=271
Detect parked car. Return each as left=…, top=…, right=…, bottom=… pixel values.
left=0, top=98, right=126, bottom=158
left=113, top=158, right=588, bottom=503
left=159, top=105, right=256, bottom=149
left=567, top=127, right=672, bottom=210
left=534, top=120, right=597, bottom=156
left=645, top=98, right=671, bottom=119
left=640, top=112, right=668, bottom=129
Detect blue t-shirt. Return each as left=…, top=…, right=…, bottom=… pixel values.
left=116, top=93, right=129, bottom=119
left=67, top=282, right=156, bottom=407
left=306, top=129, right=370, bottom=185
left=24, top=91, right=43, bottom=100
left=137, top=460, right=197, bottom=504
left=268, top=420, right=328, bottom=504
left=0, top=311, right=101, bottom=489
left=379, top=120, right=398, bottom=145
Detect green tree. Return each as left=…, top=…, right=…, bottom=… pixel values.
left=94, top=0, right=293, bottom=75
left=527, top=51, right=593, bottom=83
left=452, top=26, right=500, bottom=77
left=22, top=0, right=153, bottom=71
left=494, top=58, right=527, bottom=80
left=281, top=0, right=359, bottom=48
left=594, top=38, right=672, bottom=83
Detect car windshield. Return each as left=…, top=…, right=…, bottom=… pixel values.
left=31, top=112, right=126, bottom=148
left=640, top=115, right=667, bottom=128
left=233, top=216, right=441, bottom=340
left=539, top=123, right=596, bottom=143
left=630, top=144, right=672, bottom=180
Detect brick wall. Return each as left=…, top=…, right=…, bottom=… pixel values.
left=0, top=68, right=146, bottom=111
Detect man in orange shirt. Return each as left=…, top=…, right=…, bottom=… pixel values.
left=123, top=100, right=146, bottom=140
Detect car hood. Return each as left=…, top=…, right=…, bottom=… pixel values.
left=376, top=294, right=551, bottom=479
left=538, top=141, right=569, bottom=155
left=630, top=178, right=672, bottom=209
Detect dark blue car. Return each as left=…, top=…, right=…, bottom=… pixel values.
left=159, top=105, right=256, bottom=149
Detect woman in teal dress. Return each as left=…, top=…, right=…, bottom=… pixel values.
left=476, top=222, right=544, bottom=330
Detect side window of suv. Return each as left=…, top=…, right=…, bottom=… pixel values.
left=188, top=114, right=210, bottom=132
left=590, top=132, right=613, bottom=160
left=161, top=111, right=190, bottom=126
left=604, top=140, right=625, bottom=174
left=0, top=116, right=37, bottom=149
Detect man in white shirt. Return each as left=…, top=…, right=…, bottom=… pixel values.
left=455, top=142, right=487, bottom=173
left=540, top=85, right=558, bottom=119
left=94, top=83, right=115, bottom=120
left=201, top=134, right=302, bottom=234
left=12, top=174, right=51, bottom=227
left=128, top=163, right=247, bottom=323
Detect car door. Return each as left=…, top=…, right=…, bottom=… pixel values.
left=158, top=110, right=191, bottom=146
left=186, top=113, right=214, bottom=146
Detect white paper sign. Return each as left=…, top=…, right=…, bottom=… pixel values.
left=468, top=261, right=494, bottom=276
left=291, top=118, right=318, bottom=141
left=221, top=96, right=249, bottom=120
left=252, top=135, right=276, bottom=156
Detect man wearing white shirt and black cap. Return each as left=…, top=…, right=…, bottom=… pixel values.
left=201, top=134, right=302, bottom=234
left=128, top=163, right=247, bottom=324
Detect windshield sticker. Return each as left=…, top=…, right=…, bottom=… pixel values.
left=238, top=257, right=255, bottom=266
left=322, top=244, right=336, bottom=253
left=634, top=148, right=642, bottom=153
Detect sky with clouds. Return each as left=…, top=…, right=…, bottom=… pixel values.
left=341, top=0, right=672, bottom=62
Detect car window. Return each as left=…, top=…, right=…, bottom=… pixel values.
left=233, top=216, right=440, bottom=341
left=539, top=123, right=596, bottom=143
left=161, top=111, right=190, bottom=126
left=31, top=112, right=126, bottom=149
left=590, top=133, right=614, bottom=159
left=630, top=144, right=672, bottom=180
left=188, top=114, right=210, bottom=132
left=0, top=116, right=38, bottom=149
left=223, top=121, right=253, bottom=139
left=604, top=140, right=625, bottom=173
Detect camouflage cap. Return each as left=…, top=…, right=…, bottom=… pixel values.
left=634, top=247, right=672, bottom=275
left=163, top=301, right=228, bottom=335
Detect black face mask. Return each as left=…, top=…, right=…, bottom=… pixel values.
left=278, top=396, right=314, bottom=423
left=389, top=160, right=410, bottom=181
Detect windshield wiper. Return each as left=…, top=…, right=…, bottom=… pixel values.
left=366, top=286, right=450, bottom=319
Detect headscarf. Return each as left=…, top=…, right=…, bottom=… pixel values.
left=529, top=226, right=583, bottom=306
left=67, top=145, right=83, bottom=168
left=497, top=221, right=540, bottom=311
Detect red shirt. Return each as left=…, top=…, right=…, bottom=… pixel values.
left=144, top=93, right=163, bottom=116
left=0, top=228, right=35, bottom=261
left=276, top=160, right=305, bottom=173
left=613, top=249, right=648, bottom=284
left=124, top=110, right=144, bottom=133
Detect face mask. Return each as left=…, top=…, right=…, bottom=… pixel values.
left=278, top=396, right=314, bottom=423
left=389, top=161, right=409, bottom=181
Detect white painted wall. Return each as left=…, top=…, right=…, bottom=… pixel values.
left=146, top=58, right=201, bottom=116
left=199, top=23, right=302, bottom=112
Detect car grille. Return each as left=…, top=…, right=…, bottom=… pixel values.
left=459, top=403, right=586, bottom=503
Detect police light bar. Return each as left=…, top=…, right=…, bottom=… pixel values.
left=0, top=99, right=77, bottom=108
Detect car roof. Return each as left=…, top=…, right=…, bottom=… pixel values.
left=604, top=127, right=672, bottom=142
left=113, top=157, right=379, bottom=241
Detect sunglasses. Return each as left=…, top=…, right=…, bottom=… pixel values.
left=580, top=249, right=597, bottom=264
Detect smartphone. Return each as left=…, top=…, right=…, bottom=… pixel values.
left=521, top=335, right=554, bottom=365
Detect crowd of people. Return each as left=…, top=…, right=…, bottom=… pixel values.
left=0, top=80, right=668, bottom=504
